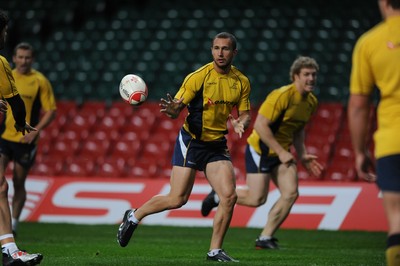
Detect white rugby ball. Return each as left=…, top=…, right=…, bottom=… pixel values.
left=119, top=74, right=148, bottom=106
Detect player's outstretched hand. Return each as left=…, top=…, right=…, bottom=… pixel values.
left=160, top=93, right=184, bottom=119
left=228, top=114, right=245, bottom=138
left=14, top=122, right=37, bottom=136
left=301, top=154, right=324, bottom=177
left=0, top=100, right=7, bottom=113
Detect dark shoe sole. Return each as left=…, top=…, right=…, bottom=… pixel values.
left=3, top=253, right=43, bottom=266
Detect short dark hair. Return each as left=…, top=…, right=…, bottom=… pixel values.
left=289, top=56, right=319, bottom=82
left=13, top=42, right=35, bottom=57
left=212, top=32, right=237, bottom=50
left=0, top=9, right=9, bottom=32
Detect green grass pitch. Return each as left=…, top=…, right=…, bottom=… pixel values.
left=17, top=222, right=385, bottom=265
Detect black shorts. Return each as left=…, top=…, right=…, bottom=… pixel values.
left=171, top=128, right=231, bottom=171
left=245, top=144, right=281, bottom=174
left=376, top=154, right=400, bottom=192
left=0, top=138, right=37, bottom=169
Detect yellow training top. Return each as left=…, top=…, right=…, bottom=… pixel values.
left=350, top=16, right=400, bottom=159
left=0, top=55, right=19, bottom=98
left=247, top=84, right=318, bottom=156
left=0, top=68, right=57, bottom=142
left=175, top=62, right=251, bottom=142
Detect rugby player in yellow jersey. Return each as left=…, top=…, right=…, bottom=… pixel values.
left=0, top=42, right=56, bottom=236
left=0, top=9, right=43, bottom=266
left=348, top=0, right=400, bottom=265
left=202, top=56, right=324, bottom=249
left=117, top=32, right=251, bottom=262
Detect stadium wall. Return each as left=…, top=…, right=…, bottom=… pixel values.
left=12, top=176, right=386, bottom=232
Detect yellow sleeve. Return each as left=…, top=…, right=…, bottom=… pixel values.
left=38, top=73, right=57, bottom=111
left=350, top=34, right=375, bottom=96
left=174, top=72, right=202, bottom=106
left=0, top=56, right=19, bottom=98
left=258, top=89, right=288, bottom=122
left=237, top=76, right=251, bottom=112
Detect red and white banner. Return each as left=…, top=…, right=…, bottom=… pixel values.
left=9, top=176, right=386, bottom=232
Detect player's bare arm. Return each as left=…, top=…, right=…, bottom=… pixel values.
left=254, top=114, right=294, bottom=164
left=160, top=93, right=185, bottom=119
left=348, top=94, right=376, bottom=182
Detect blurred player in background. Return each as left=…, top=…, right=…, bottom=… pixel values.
left=117, top=32, right=251, bottom=262
left=348, top=0, right=400, bottom=265
left=0, top=42, right=56, bottom=236
left=0, top=9, right=43, bottom=266
left=201, top=56, right=323, bottom=249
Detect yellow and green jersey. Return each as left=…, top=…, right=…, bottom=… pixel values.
left=0, top=55, right=19, bottom=98
left=175, top=62, right=251, bottom=142
left=350, top=16, right=400, bottom=159
left=247, top=84, right=318, bottom=156
left=1, top=68, right=56, bottom=142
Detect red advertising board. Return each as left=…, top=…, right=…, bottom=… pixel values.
left=11, top=176, right=386, bottom=232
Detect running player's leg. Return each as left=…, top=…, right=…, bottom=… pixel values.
left=261, top=163, right=298, bottom=237
left=134, top=166, right=196, bottom=219
left=11, top=163, right=29, bottom=234
left=236, top=173, right=269, bottom=207
left=236, top=145, right=274, bottom=207
left=205, top=160, right=237, bottom=250
left=117, top=166, right=196, bottom=247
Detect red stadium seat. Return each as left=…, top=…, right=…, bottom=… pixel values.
left=79, top=101, right=107, bottom=119
left=109, top=101, right=134, bottom=118
left=125, top=115, right=157, bottom=134
left=30, top=156, right=64, bottom=177
left=78, top=139, right=111, bottom=159
left=90, top=128, right=120, bottom=143
left=124, top=159, right=161, bottom=178
left=96, top=157, right=127, bottom=177
left=96, top=114, right=125, bottom=133
left=324, top=164, right=357, bottom=181
left=140, top=139, right=172, bottom=163
left=110, top=139, right=142, bottom=163
left=47, top=138, right=80, bottom=160
left=57, top=101, right=78, bottom=118
left=119, top=131, right=148, bottom=142
left=62, top=158, right=96, bottom=177
left=62, top=114, right=97, bottom=138
left=308, top=103, right=344, bottom=137
left=57, top=127, right=90, bottom=142
left=152, top=120, right=180, bottom=142
left=36, top=136, right=53, bottom=157
left=44, top=113, right=68, bottom=139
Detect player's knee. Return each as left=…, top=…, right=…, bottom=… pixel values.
left=282, top=190, right=299, bottom=205
left=219, top=191, right=237, bottom=207
left=169, top=196, right=188, bottom=209
left=253, top=195, right=267, bottom=207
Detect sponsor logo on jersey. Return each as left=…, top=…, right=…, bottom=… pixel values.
left=207, top=98, right=236, bottom=106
